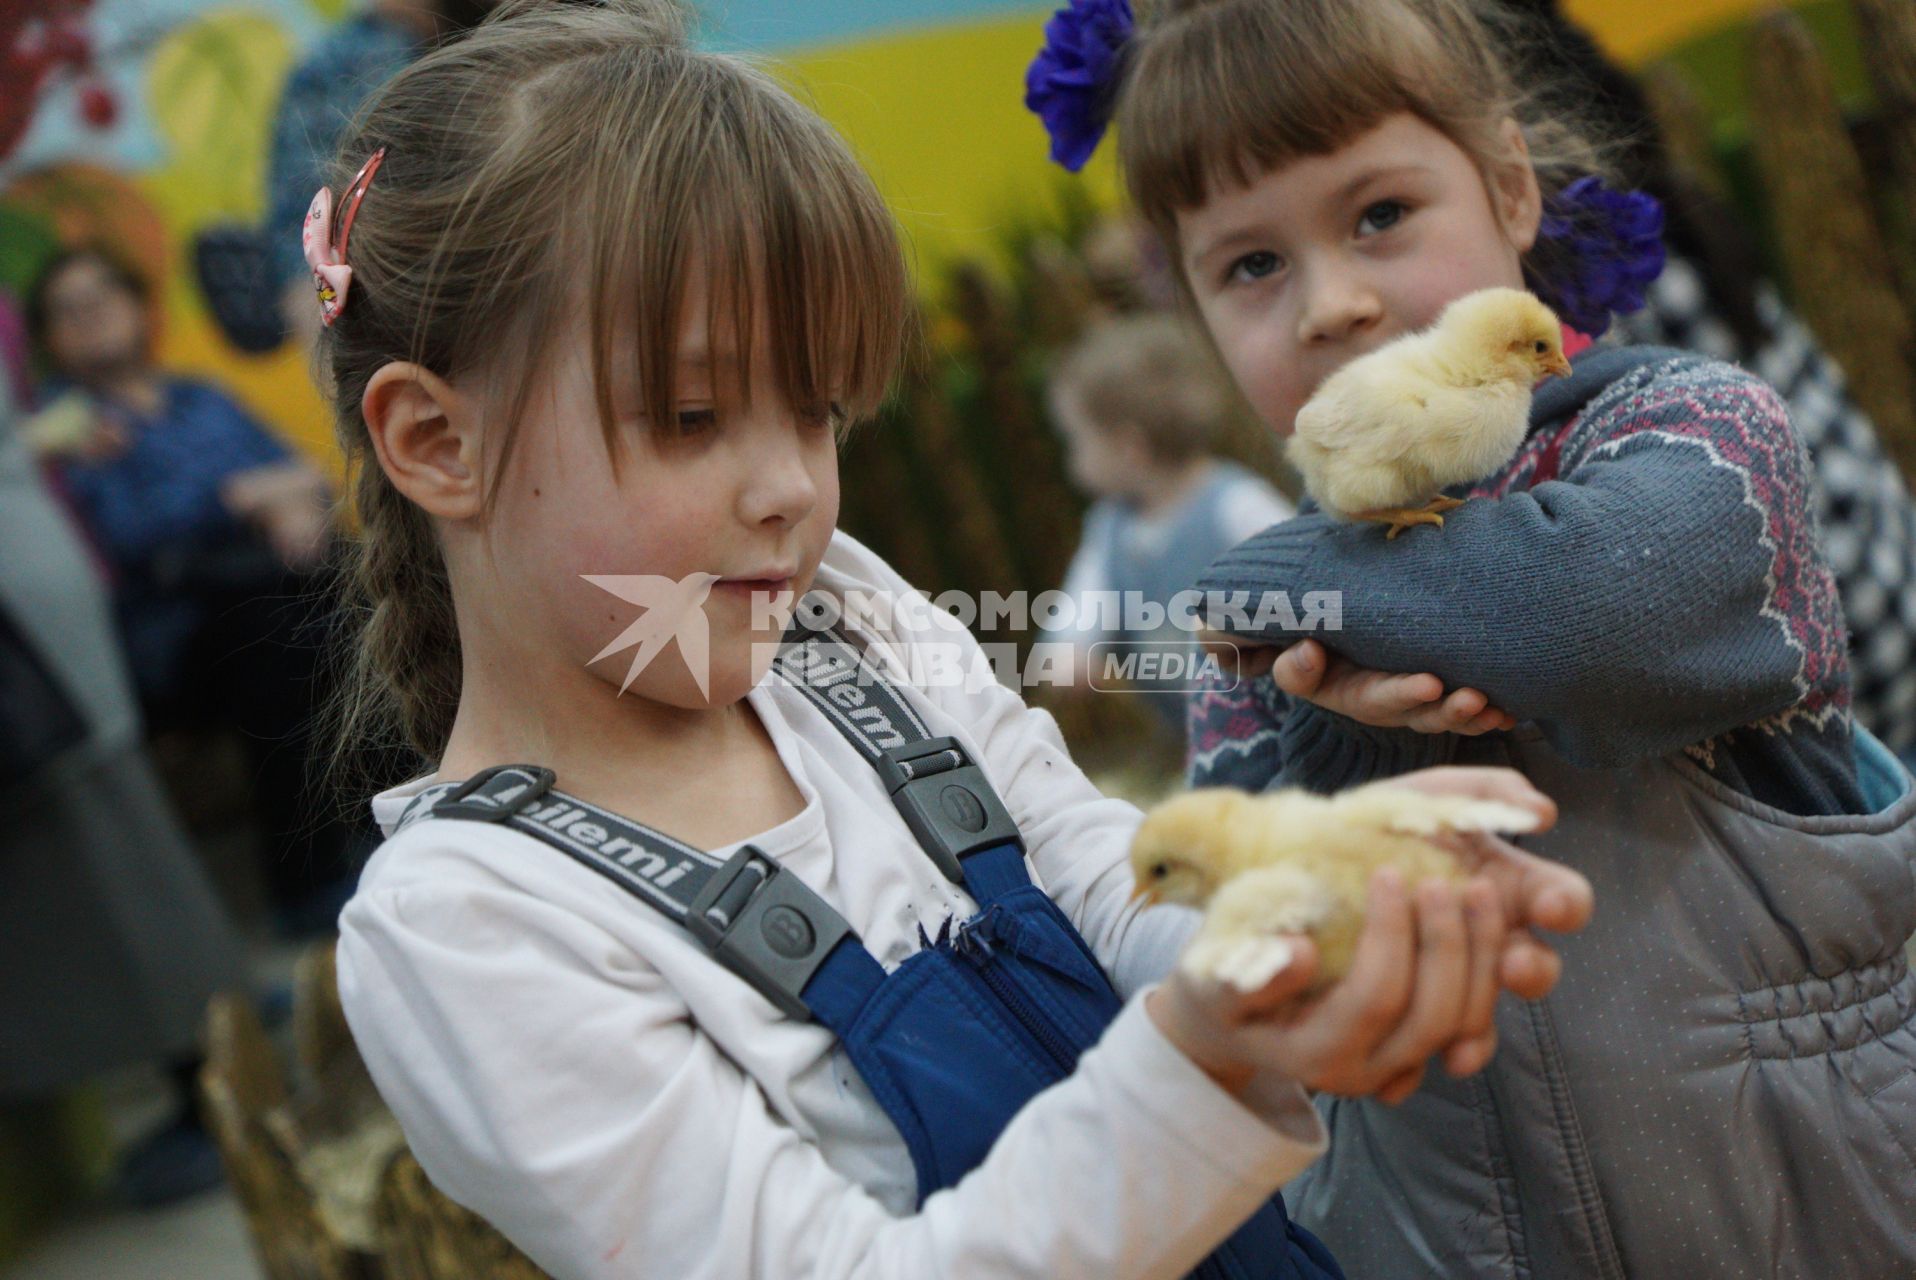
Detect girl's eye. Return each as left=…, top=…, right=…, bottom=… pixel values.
left=1226, top=250, right=1283, bottom=286
left=801, top=401, right=845, bottom=430
left=1357, top=199, right=1407, bottom=236
left=674, top=408, right=718, bottom=436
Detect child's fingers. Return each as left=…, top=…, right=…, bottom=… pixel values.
left=1362, top=670, right=1447, bottom=718
left=1376, top=1063, right=1426, bottom=1106
left=1317, top=666, right=1444, bottom=724
left=1388, top=767, right=1559, bottom=834
left=1441, top=1028, right=1498, bottom=1078
left=1416, top=687, right=1484, bottom=732
left=1498, top=932, right=1564, bottom=1001
left=1472, top=841, right=1592, bottom=935
left=1444, top=879, right=1504, bottom=1073
left=1200, top=631, right=1280, bottom=681
left=1241, top=641, right=1284, bottom=681
left=1319, top=870, right=1417, bottom=1045
left=1405, top=688, right=1510, bottom=736
left=1366, top=879, right=1470, bottom=1075
left=1458, top=707, right=1510, bottom=736
left=1230, top=937, right=1321, bottom=1019
left=1525, top=867, right=1595, bottom=934
left=1269, top=639, right=1327, bottom=697
left=1276, top=648, right=1447, bottom=725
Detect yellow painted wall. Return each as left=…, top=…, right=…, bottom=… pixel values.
left=1566, top=0, right=1782, bottom=64
left=777, top=15, right=1124, bottom=275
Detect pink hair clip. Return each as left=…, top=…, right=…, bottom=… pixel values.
left=301, top=146, right=387, bottom=326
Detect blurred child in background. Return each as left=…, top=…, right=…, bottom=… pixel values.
left=1050, top=314, right=1292, bottom=741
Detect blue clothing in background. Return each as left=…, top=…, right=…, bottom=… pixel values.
left=50, top=380, right=289, bottom=697
left=54, top=381, right=286, bottom=569
left=1060, top=461, right=1292, bottom=736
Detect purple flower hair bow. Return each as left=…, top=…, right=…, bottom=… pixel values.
left=1536, top=175, right=1666, bottom=338
left=1024, top=0, right=1134, bottom=172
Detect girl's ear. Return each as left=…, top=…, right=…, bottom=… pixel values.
left=1490, top=118, right=1544, bottom=256
left=362, top=362, right=483, bottom=520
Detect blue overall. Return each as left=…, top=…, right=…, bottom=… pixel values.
left=406, top=623, right=1340, bottom=1280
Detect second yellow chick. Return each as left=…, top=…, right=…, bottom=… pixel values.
left=1130, top=782, right=1542, bottom=991
left=1287, top=287, right=1573, bottom=539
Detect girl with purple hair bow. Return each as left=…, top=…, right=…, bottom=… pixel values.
left=1020, top=3, right=1916, bottom=1279
left=1024, top=0, right=1664, bottom=337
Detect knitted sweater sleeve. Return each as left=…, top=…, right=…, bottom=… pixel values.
left=1184, top=667, right=1455, bottom=795
left=1196, top=356, right=1846, bottom=790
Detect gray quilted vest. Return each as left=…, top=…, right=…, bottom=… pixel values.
left=1289, top=726, right=1916, bottom=1277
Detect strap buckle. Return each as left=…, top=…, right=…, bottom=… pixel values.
left=876, top=736, right=1023, bottom=885
left=685, top=846, right=852, bottom=1021
left=432, top=765, right=557, bottom=822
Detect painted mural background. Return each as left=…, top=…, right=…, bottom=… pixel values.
left=0, top=0, right=1877, bottom=468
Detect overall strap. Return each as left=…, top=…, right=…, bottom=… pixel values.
left=398, top=621, right=1030, bottom=1018
left=399, top=764, right=863, bottom=1022
left=772, top=619, right=1025, bottom=888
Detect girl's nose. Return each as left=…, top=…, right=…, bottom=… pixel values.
left=1297, top=268, right=1382, bottom=346
left=738, top=421, right=819, bottom=528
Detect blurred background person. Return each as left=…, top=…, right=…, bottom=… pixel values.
left=25, top=244, right=358, bottom=936
left=1048, top=313, right=1293, bottom=745
left=0, top=366, right=247, bottom=1208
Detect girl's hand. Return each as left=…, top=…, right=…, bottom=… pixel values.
left=73, top=416, right=131, bottom=462
left=1269, top=638, right=1515, bottom=736
left=255, top=491, right=334, bottom=570
left=1383, top=766, right=1592, bottom=1072
left=1149, top=868, right=1516, bottom=1105
left=1148, top=765, right=1591, bottom=1097
left=1195, top=634, right=1512, bottom=735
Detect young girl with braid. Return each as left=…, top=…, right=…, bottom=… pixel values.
left=321, top=3, right=1592, bottom=1278
left=1024, top=0, right=1916, bottom=1275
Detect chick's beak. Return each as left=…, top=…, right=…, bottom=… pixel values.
left=1546, top=353, right=1575, bottom=379
left=1130, top=880, right=1160, bottom=905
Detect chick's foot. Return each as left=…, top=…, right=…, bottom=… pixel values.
left=1360, top=505, right=1446, bottom=540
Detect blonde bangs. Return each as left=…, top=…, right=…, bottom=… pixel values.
left=558, top=52, right=910, bottom=453
left=1118, top=0, right=1510, bottom=240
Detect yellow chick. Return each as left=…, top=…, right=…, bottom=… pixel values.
left=1287, top=287, right=1574, bottom=539
left=1130, top=782, right=1543, bottom=991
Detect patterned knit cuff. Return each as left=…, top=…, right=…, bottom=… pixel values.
left=1186, top=675, right=1287, bottom=791
left=1275, top=701, right=1457, bottom=794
